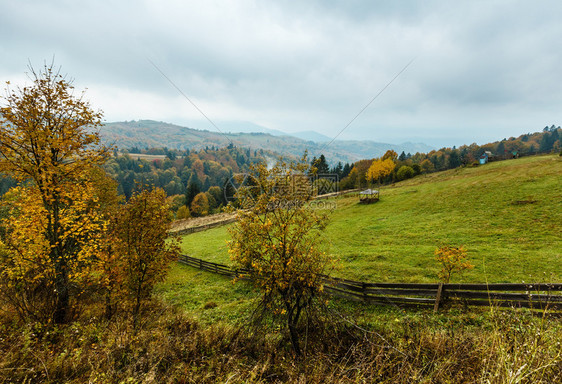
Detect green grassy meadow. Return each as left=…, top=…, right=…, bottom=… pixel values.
left=178, top=155, right=561, bottom=284
left=154, top=262, right=258, bottom=325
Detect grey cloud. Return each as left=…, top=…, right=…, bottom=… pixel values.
left=1, top=0, right=562, bottom=148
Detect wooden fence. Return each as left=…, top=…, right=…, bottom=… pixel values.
left=179, top=254, right=248, bottom=278
left=313, top=188, right=360, bottom=200
left=178, top=255, right=562, bottom=313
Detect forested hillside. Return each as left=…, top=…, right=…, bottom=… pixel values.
left=104, top=146, right=266, bottom=198
left=339, top=125, right=562, bottom=189
left=100, top=120, right=434, bottom=163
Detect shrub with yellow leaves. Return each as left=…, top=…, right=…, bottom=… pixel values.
left=434, top=245, right=474, bottom=283
left=228, top=154, right=334, bottom=356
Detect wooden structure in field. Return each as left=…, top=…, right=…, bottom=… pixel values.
left=359, top=189, right=379, bottom=204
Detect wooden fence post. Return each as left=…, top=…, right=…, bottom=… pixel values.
left=434, top=283, right=444, bottom=313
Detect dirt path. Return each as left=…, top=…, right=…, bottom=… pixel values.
left=169, top=189, right=358, bottom=235
left=169, top=212, right=237, bottom=234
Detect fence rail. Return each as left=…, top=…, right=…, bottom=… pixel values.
left=314, top=188, right=360, bottom=200
left=178, top=255, right=562, bottom=313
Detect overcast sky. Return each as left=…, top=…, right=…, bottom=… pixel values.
left=2, top=0, right=561, bottom=148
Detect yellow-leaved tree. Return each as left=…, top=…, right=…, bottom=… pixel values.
left=435, top=245, right=473, bottom=283
left=366, top=157, right=395, bottom=185
left=88, top=167, right=123, bottom=320
left=112, top=188, right=179, bottom=327
left=0, top=63, right=109, bottom=323
left=190, top=191, right=209, bottom=217
left=228, top=155, right=333, bottom=356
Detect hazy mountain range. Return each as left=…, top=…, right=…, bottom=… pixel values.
left=100, top=120, right=434, bottom=163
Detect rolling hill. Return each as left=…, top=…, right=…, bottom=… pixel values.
left=99, top=120, right=433, bottom=163
left=178, top=155, right=562, bottom=284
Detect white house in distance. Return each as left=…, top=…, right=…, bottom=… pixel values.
left=479, top=151, right=493, bottom=165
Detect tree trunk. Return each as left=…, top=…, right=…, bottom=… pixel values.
left=53, top=264, right=69, bottom=324
left=133, top=284, right=143, bottom=329
left=288, top=321, right=301, bottom=356
left=51, top=195, right=70, bottom=324
left=105, top=292, right=114, bottom=320
left=287, top=302, right=303, bottom=356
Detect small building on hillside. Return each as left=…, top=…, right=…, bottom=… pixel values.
left=359, top=189, right=379, bottom=204
left=479, top=151, right=493, bottom=165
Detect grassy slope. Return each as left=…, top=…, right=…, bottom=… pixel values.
left=154, top=262, right=258, bottom=325
left=178, top=155, right=562, bottom=284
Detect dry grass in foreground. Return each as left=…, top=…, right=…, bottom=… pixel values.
left=0, top=300, right=560, bottom=383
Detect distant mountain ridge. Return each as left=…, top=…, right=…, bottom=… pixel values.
left=100, top=120, right=434, bottom=164
left=291, top=131, right=333, bottom=142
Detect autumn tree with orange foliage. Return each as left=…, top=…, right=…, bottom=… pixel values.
left=228, top=156, right=333, bottom=356
left=434, top=245, right=473, bottom=283
left=366, top=158, right=395, bottom=185
left=420, top=158, right=435, bottom=173
left=190, top=192, right=209, bottom=217
left=88, top=167, right=124, bottom=320
left=381, top=149, right=398, bottom=162
left=113, top=188, right=179, bottom=326
left=0, top=63, right=109, bottom=323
